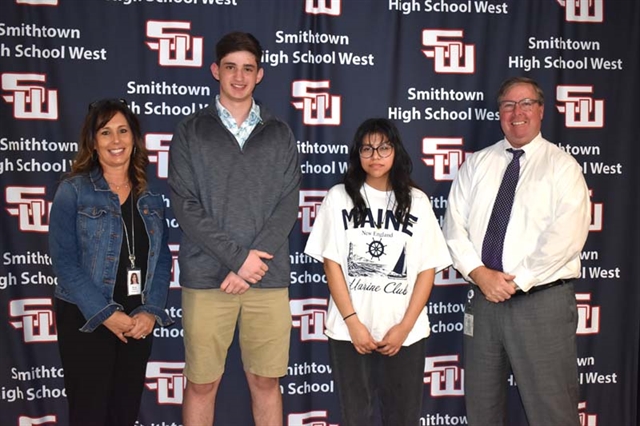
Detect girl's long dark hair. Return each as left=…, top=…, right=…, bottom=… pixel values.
left=343, top=118, right=417, bottom=224
left=71, top=99, right=149, bottom=196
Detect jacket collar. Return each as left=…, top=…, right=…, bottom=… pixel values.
left=88, top=167, right=111, bottom=192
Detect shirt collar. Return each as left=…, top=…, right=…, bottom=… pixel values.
left=501, top=132, right=543, bottom=157
left=215, top=95, right=261, bottom=127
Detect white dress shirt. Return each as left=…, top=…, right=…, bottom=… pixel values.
left=443, top=134, right=590, bottom=292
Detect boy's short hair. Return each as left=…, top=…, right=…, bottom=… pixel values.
left=215, top=31, right=263, bottom=68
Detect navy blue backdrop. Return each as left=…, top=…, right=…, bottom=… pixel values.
left=1, top=0, right=638, bottom=425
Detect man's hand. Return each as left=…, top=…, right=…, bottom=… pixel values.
left=237, top=249, right=273, bottom=284
left=220, top=271, right=250, bottom=294
left=470, top=266, right=517, bottom=303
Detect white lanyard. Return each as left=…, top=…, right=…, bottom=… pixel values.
left=121, top=195, right=136, bottom=269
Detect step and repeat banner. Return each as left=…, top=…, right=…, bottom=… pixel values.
left=1, top=0, right=639, bottom=425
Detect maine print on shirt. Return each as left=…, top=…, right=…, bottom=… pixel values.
left=344, top=206, right=416, bottom=296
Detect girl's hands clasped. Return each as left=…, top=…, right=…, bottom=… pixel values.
left=376, top=323, right=410, bottom=356
left=345, top=316, right=378, bottom=354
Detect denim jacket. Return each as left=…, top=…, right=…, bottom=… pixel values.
left=49, top=168, right=173, bottom=332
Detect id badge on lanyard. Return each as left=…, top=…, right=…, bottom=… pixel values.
left=122, top=195, right=142, bottom=297
left=127, top=268, right=142, bottom=296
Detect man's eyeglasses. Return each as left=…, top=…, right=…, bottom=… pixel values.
left=359, top=143, right=394, bottom=158
left=498, top=98, right=541, bottom=112
left=88, top=98, right=128, bottom=111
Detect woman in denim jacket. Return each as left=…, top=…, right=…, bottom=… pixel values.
left=49, top=99, right=173, bottom=426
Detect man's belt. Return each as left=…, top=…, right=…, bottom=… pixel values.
left=513, top=278, right=572, bottom=296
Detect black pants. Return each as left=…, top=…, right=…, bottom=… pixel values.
left=56, top=299, right=153, bottom=426
left=328, top=337, right=426, bottom=426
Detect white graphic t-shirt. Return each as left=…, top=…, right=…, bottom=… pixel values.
left=304, top=183, right=452, bottom=346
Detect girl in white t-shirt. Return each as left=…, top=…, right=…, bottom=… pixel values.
left=305, top=118, right=451, bottom=426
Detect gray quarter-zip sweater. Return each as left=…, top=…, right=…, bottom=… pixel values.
left=168, top=101, right=301, bottom=289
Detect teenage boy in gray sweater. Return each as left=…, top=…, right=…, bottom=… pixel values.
left=168, top=31, right=301, bottom=426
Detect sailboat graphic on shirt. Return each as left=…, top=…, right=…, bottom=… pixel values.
left=387, top=244, right=407, bottom=279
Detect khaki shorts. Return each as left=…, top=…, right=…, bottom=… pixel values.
left=181, top=286, right=291, bottom=384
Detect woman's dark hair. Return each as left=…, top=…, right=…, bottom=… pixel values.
left=344, top=118, right=416, bottom=224
left=71, top=99, right=149, bottom=196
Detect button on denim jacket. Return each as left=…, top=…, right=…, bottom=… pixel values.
left=49, top=168, right=173, bottom=332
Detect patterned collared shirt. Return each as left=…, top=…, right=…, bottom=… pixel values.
left=215, top=95, right=262, bottom=149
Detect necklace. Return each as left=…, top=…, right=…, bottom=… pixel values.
left=107, top=180, right=130, bottom=190
left=363, top=184, right=395, bottom=229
